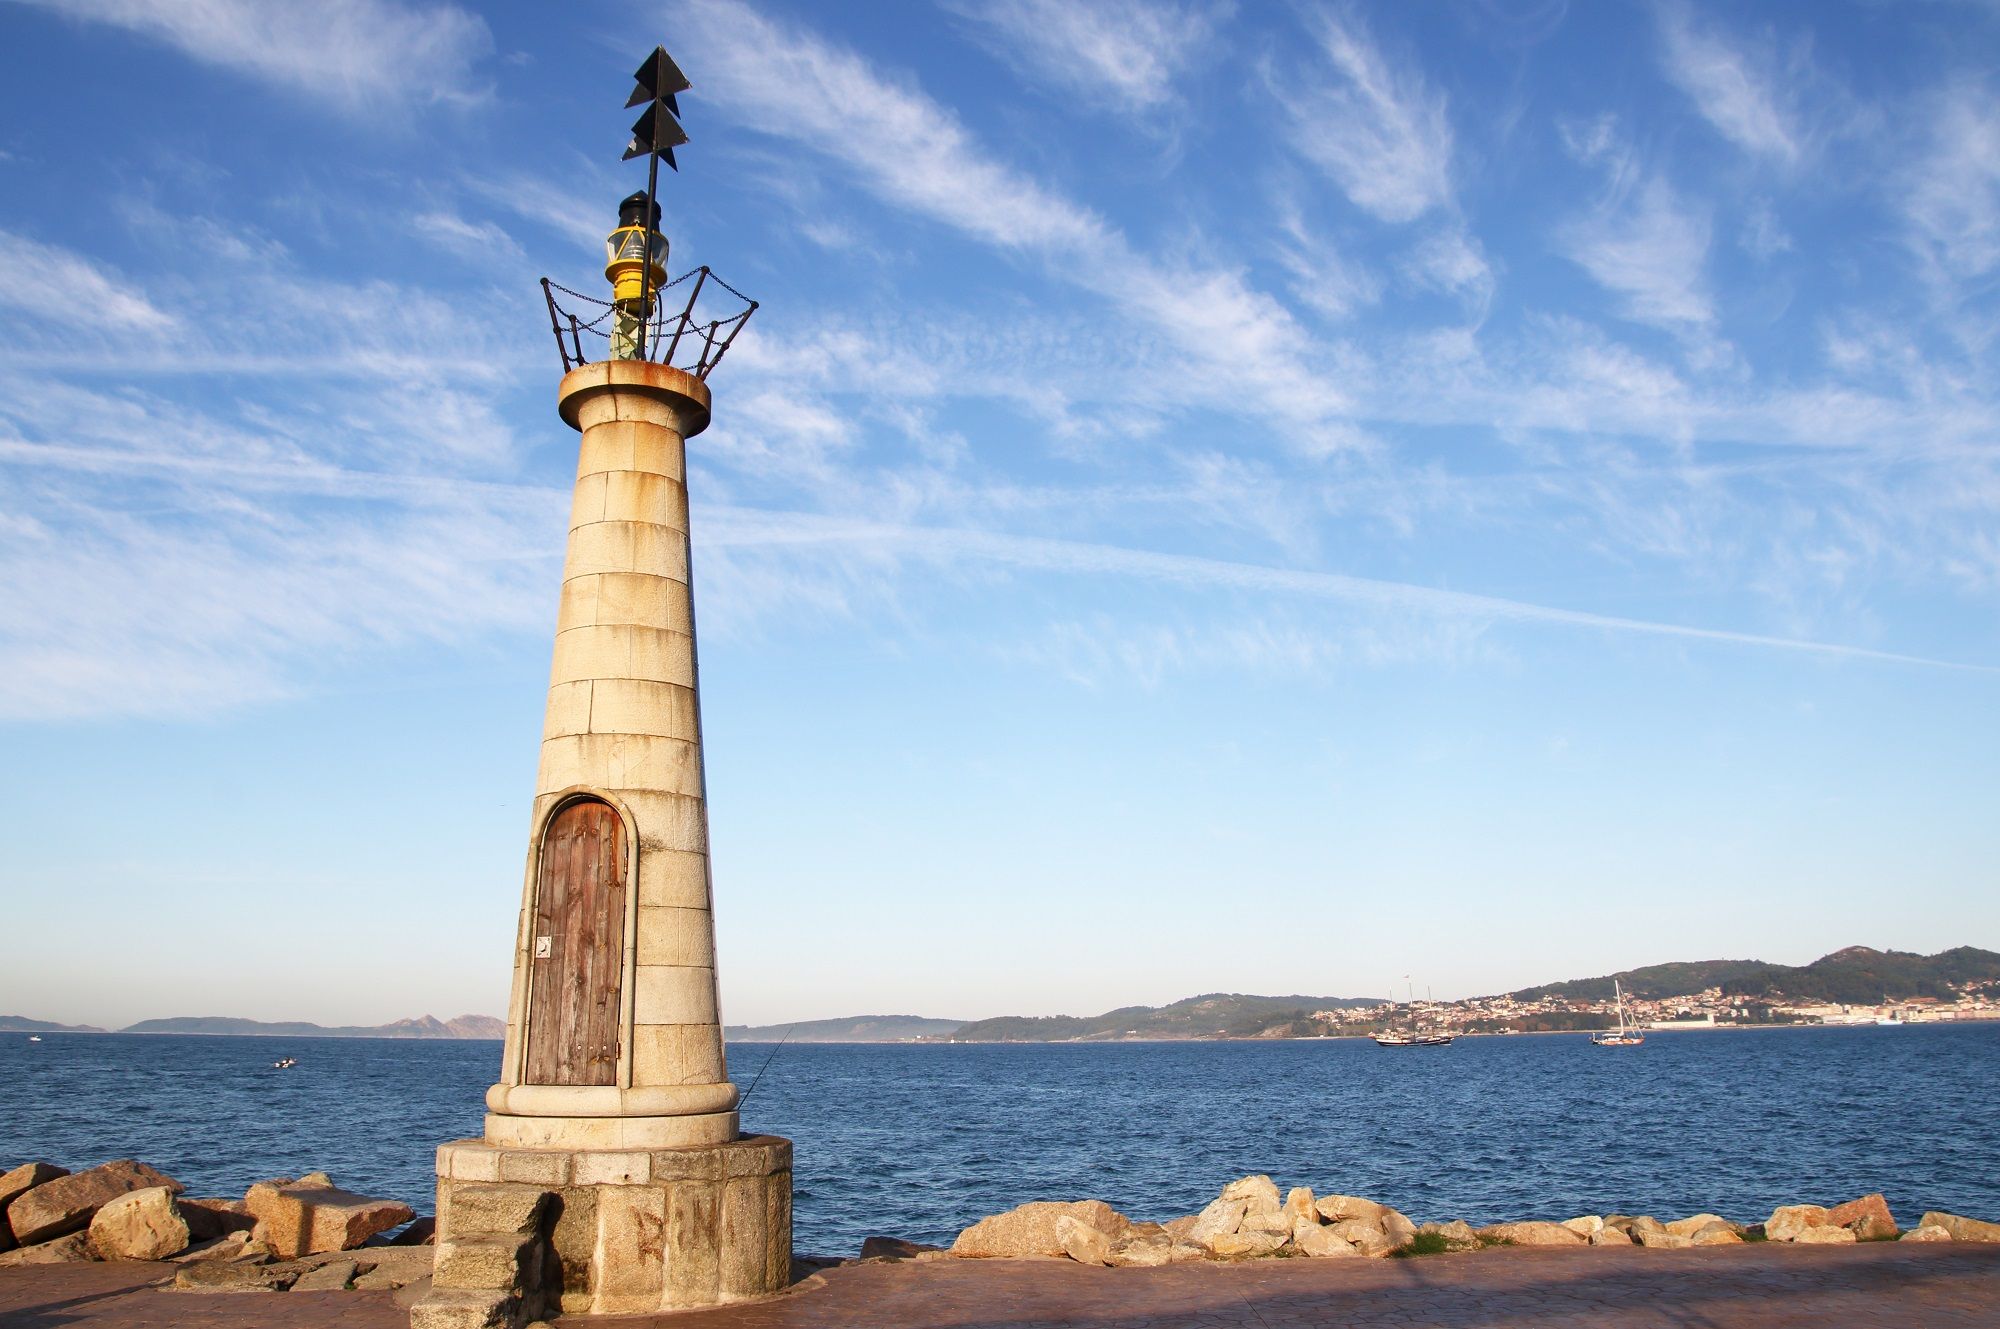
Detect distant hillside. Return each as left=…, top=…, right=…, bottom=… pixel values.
left=0, top=1015, right=106, bottom=1033
left=1509, top=947, right=2000, bottom=1005
left=116, top=1013, right=505, bottom=1039
left=948, top=992, right=1378, bottom=1042
left=724, top=1015, right=963, bottom=1043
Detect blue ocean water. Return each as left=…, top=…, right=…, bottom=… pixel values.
left=3, top=1025, right=1995, bottom=1256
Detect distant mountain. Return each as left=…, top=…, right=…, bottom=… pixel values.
left=0, top=1015, right=106, bottom=1033
left=724, top=1015, right=963, bottom=1043
left=948, top=992, right=1379, bottom=1042
left=115, top=1013, right=506, bottom=1039
left=1508, top=946, right=2000, bottom=1005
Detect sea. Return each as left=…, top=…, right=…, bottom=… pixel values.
left=3, top=1023, right=1996, bottom=1256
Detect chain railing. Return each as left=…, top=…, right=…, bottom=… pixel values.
left=540, top=267, right=757, bottom=380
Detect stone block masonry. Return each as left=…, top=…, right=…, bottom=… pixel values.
left=431, top=1137, right=791, bottom=1315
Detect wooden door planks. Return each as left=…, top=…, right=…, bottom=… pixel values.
left=525, top=799, right=627, bottom=1085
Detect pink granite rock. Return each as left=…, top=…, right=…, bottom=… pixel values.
left=6, top=1160, right=180, bottom=1246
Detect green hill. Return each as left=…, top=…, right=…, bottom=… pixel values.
left=947, top=992, right=1377, bottom=1042
left=1509, top=947, right=2000, bottom=1005
left=723, top=1015, right=964, bottom=1042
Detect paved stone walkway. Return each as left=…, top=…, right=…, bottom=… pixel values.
left=5, top=1244, right=1998, bottom=1328
left=0, top=1264, right=404, bottom=1327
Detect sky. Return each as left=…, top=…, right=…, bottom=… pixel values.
left=1, top=0, right=1997, bottom=1031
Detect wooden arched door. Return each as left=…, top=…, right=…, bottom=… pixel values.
left=524, top=798, right=627, bottom=1086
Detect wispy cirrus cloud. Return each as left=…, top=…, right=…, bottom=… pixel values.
left=1654, top=2, right=1801, bottom=165
left=8, top=0, right=493, bottom=111
left=0, top=228, right=175, bottom=331
left=1900, top=80, right=2000, bottom=287
left=1559, top=166, right=1716, bottom=337
left=695, top=505, right=1992, bottom=673
left=679, top=0, right=1353, bottom=449
left=948, top=0, right=1229, bottom=118
left=1275, top=5, right=1454, bottom=224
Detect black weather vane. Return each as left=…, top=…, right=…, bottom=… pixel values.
left=538, top=43, right=758, bottom=381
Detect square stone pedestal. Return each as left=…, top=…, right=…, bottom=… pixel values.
left=427, top=1135, right=791, bottom=1320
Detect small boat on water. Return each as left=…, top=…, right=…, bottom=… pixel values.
left=1591, top=980, right=1645, bottom=1047
left=1372, top=1031, right=1454, bottom=1047
left=1876, top=1015, right=1903, bottom=1026
left=27, top=1035, right=42, bottom=1043
left=272, top=1057, right=297, bottom=1069
left=1373, top=979, right=1454, bottom=1046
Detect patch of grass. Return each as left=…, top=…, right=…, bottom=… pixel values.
left=1390, top=1230, right=1454, bottom=1258
left=1741, top=1227, right=1769, bottom=1243
left=1476, top=1234, right=1517, bottom=1249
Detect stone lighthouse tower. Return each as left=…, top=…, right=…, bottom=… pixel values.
left=417, top=46, right=787, bottom=1329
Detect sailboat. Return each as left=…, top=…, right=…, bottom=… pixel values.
left=1373, top=979, right=1454, bottom=1047
left=1591, top=979, right=1645, bottom=1047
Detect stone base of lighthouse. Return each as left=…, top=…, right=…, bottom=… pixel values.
left=419, top=1136, right=792, bottom=1322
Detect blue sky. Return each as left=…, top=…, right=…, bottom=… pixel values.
left=1, top=0, right=1996, bottom=1029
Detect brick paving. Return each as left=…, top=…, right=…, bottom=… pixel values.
left=4, top=1244, right=1998, bottom=1328
left=0, top=1263, right=404, bottom=1327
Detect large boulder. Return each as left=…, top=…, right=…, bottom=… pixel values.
left=0, top=1231, right=96, bottom=1266
left=1055, top=1214, right=1114, bottom=1266
left=1903, top=1225, right=1953, bottom=1243
left=89, top=1187, right=190, bottom=1261
left=1380, top=1207, right=1418, bottom=1248
left=7, top=1160, right=180, bottom=1246
left=0, top=1163, right=69, bottom=1251
left=1331, top=1217, right=1397, bottom=1257
left=1478, top=1221, right=1586, bottom=1248
left=1562, top=1216, right=1604, bottom=1238
left=1664, top=1214, right=1731, bottom=1238
left=1185, top=1196, right=1248, bottom=1248
left=1315, top=1194, right=1393, bottom=1225
left=1689, top=1222, right=1742, bottom=1246
left=1827, top=1194, right=1898, bottom=1241
left=1591, top=1226, right=1634, bottom=1246
left=1294, top=1222, right=1363, bottom=1258
left=1283, top=1187, right=1317, bottom=1228
left=1220, top=1176, right=1283, bottom=1216
left=1637, top=1227, right=1693, bottom=1249
left=1920, top=1212, right=2000, bottom=1244
left=1208, top=1227, right=1287, bottom=1258
left=1105, top=1226, right=1174, bottom=1268
left=1793, top=1225, right=1857, bottom=1245
left=1765, top=1205, right=1833, bottom=1243
left=950, top=1200, right=1127, bottom=1259
left=244, top=1176, right=415, bottom=1259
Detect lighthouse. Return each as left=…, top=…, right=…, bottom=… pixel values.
left=416, top=46, right=787, bottom=1328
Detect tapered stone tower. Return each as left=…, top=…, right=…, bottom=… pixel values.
left=416, top=51, right=786, bottom=1327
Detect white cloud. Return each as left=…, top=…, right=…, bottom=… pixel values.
left=1400, top=225, right=1493, bottom=309
left=950, top=0, right=1227, bottom=117
left=1901, top=81, right=2000, bottom=285
left=0, top=228, right=175, bottom=331
left=412, top=211, right=524, bottom=264
left=11, top=0, right=492, bottom=110
left=680, top=0, right=1353, bottom=448
left=1271, top=204, right=1380, bottom=323
left=695, top=505, right=1989, bottom=673
left=1277, top=6, right=1454, bottom=223
left=1655, top=3, right=1801, bottom=164
left=1561, top=174, right=1715, bottom=333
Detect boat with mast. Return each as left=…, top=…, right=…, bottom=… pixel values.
left=1373, top=978, right=1453, bottom=1047
left=1591, top=979, right=1645, bottom=1047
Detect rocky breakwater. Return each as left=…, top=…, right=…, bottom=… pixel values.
left=0, top=1157, right=433, bottom=1297
left=922, top=1176, right=2000, bottom=1268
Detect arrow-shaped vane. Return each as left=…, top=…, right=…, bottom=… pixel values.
left=623, top=45, right=692, bottom=167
